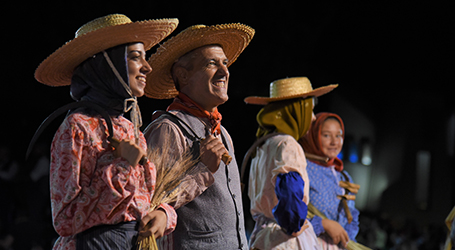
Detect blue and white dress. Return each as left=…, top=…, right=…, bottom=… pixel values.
left=307, top=160, right=360, bottom=249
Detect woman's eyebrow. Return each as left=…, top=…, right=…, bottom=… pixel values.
left=128, top=50, right=143, bottom=55
left=128, top=50, right=146, bottom=58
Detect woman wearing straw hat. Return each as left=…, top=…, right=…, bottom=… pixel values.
left=300, top=113, right=362, bottom=249
left=243, top=77, right=337, bottom=249
left=33, top=14, right=178, bottom=249
left=143, top=23, right=254, bottom=249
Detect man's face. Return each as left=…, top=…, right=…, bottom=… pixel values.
left=179, top=45, right=230, bottom=111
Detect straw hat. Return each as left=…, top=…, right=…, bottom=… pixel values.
left=35, top=14, right=179, bottom=87
left=144, top=23, right=255, bottom=99
left=244, top=77, right=338, bottom=105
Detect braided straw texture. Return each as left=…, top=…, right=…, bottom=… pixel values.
left=35, top=14, right=178, bottom=87
left=270, top=77, right=313, bottom=98
left=75, top=14, right=132, bottom=38
left=244, top=77, right=338, bottom=105
left=145, top=23, right=255, bottom=99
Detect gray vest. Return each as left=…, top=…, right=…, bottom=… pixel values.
left=160, top=111, right=247, bottom=250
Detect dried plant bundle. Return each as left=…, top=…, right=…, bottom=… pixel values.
left=136, top=141, right=198, bottom=250
left=307, top=204, right=371, bottom=250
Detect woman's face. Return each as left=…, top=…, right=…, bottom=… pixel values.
left=127, top=43, right=152, bottom=97
left=320, top=118, right=343, bottom=159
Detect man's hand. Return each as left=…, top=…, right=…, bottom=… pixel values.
left=322, top=218, right=349, bottom=247
left=112, top=139, right=146, bottom=166
left=138, top=209, right=168, bottom=240
left=199, top=134, right=228, bottom=173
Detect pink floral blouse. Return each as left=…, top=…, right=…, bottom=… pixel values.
left=50, top=112, right=176, bottom=249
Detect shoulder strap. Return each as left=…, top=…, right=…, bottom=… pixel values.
left=340, top=170, right=350, bottom=182
left=152, top=110, right=203, bottom=142
left=152, top=110, right=205, bottom=161
left=26, top=101, right=114, bottom=159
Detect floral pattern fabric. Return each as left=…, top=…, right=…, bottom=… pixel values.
left=50, top=112, right=176, bottom=249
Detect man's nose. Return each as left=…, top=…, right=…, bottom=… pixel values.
left=218, top=64, right=229, bottom=77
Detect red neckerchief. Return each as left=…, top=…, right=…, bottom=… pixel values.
left=167, top=93, right=222, bottom=135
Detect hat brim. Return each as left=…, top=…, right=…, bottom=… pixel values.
left=145, top=23, right=255, bottom=99
left=244, top=84, right=338, bottom=105
left=35, top=19, right=178, bottom=87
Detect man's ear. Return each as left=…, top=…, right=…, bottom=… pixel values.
left=174, top=66, right=188, bottom=87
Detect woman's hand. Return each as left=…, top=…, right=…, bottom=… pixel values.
left=112, top=139, right=146, bottom=166
left=322, top=218, right=349, bottom=247
left=138, top=209, right=168, bottom=240
left=291, top=219, right=310, bottom=236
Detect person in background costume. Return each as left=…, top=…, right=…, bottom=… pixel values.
left=244, top=77, right=338, bottom=249
left=300, top=112, right=361, bottom=249
left=444, top=205, right=455, bottom=250
left=32, top=14, right=178, bottom=250
left=143, top=24, right=254, bottom=250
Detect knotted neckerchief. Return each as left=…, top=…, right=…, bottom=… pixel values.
left=166, top=93, right=222, bottom=135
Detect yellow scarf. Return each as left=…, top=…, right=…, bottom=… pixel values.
left=256, top=98, right=313, bottom=141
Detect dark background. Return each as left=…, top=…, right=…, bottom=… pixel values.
left=1, top=1, right=454, bottom=249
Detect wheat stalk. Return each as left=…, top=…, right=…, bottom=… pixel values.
left=136, top=141, right=198, bottom=250
left=308, top=204, right=371, bottom=250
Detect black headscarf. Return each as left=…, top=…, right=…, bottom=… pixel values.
left=27, top=44, right=144, bottom=158
left=70, top=44, right=130, bottom=116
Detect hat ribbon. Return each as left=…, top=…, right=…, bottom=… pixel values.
left=102, top=51, right=142, bottom=144
left=123, top=97, right=142, bottom=143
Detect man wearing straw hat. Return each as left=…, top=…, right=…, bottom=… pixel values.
left=243, top=77, right=338, bottom=249
left=143, top=24, right=254, bottom=249
left=32, top=14, right=179, bottom=249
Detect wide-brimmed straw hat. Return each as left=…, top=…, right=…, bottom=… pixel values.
left=244, top=77, right=338, bottom=105
left=35, top=14, right=179, bottom=87
left=144, top=23, right=255, bottom=99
